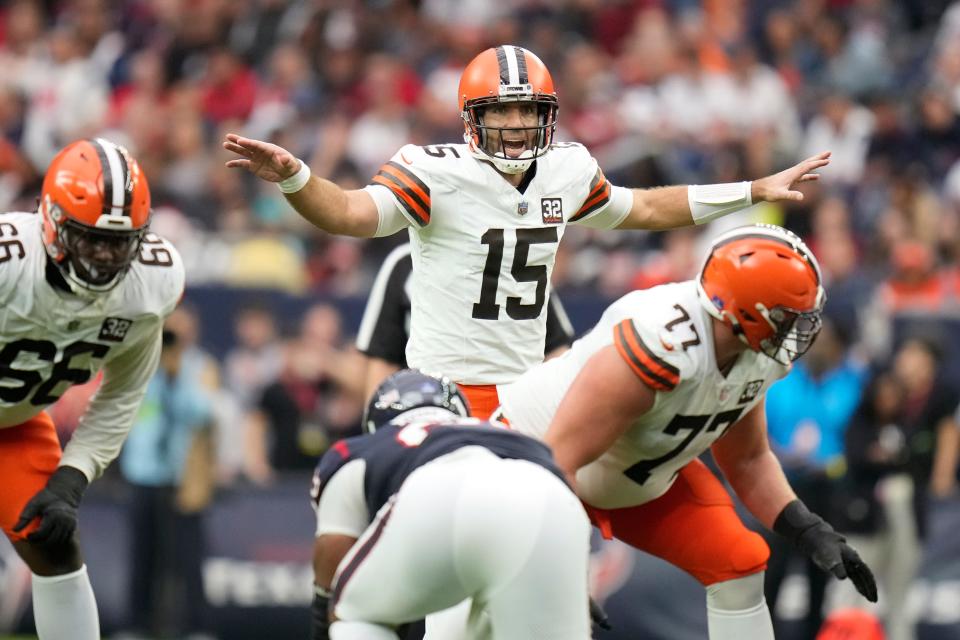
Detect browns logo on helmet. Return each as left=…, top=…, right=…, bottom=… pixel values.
left=39, top=138, right=151, bottom=294
left=697, top=224, right=825, bottom=364
left=458, top=45, right=558, bottom=175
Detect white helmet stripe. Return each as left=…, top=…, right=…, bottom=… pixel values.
left=95, top=138, right=127, bottom=217
left=503, top=45, right=521, bottom=85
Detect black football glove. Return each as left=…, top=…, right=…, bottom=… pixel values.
left=311, top=586, right=331, bottom=640
left=774, top=499, right=878, bottom=603
left=12, top=466, right=88, bottom=548
left=590, top=596, right=612, bottom=631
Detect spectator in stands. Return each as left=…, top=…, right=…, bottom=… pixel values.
left=838, top=371, right=915, bottom=640
left=243, top=304, right=363, bottom=482
left=764, top=315, right=869, bottom=639
left=838, top=336, right=958, bottom=640
left=117, top=307, right=218, bottom=640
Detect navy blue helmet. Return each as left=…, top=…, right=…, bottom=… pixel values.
left=363, top=369, right=471, bottom=433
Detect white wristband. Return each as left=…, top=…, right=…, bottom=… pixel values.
left=278, top=159, right=311, bottom=194
left=687, top=181, right=752, bottom=225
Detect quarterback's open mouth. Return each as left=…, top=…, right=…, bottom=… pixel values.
left=502, top=140, right=528, bottom=157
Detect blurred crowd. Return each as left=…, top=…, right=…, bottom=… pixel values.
left=5, top=0, right=960, bottom=637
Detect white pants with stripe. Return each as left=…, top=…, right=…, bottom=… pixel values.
left=330, top=446, right=592, bottom=640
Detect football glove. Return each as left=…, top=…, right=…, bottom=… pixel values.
left=13, top=466, right=88, bottom=548
left=773, top=499, right=878, bottom=603
left=590, top=596, right=612, bottom=631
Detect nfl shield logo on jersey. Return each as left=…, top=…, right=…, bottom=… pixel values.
left=517, top=200, right=529, bottom=216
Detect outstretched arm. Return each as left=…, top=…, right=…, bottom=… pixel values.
left=617, top=151, right=831, bottom=230
left=223, top=134, right=380, bottom=237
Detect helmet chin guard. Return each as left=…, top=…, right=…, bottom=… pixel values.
left=465, top=134, right=536, bottom=174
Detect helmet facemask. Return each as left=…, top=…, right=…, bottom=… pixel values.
left=756, top=300, right=825, bottom=365
left=46, top=202, right=147, bottom=293
left=463, top=95, right=558, bottom=174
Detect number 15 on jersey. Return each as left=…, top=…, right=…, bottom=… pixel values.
left=472, top=227, right=559, bottom=321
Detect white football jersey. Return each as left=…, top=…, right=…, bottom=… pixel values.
left=364, top=142, right=632, bottom=384
left=0, top=212, right=184, bottom=480
left=498, top=281, right=789, bottom=508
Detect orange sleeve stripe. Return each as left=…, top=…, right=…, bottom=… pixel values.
left=580, top=181, right=611, bottom=210
left=381, top=163, right=431, bottom=209
left=371, top=174, right=430, bottom=226
left=570, top=170, right=612, bottom=221
left=614, top=320, right=679, bottom=391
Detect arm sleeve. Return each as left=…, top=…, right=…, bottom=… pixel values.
left=569, top=163, right=633, bottom=230
left=314, top=458, right=370, bottom=538
left=60, top=325, right=163, bottom=481
left=364, top=185, right=411, bottom=237
left=363, top=145, right=432, bottom=235
left=355, top=246, right=412, bottom=366
left=544, top=289, right=575, bottom=353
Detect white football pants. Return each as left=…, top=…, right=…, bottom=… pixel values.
left=330, top=446, right=592, bottom=640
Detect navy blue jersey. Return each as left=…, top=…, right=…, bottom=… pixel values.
left=311, top=419, right=566, bottom=518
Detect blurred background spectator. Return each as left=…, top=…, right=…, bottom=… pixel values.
left=116, top=306, right=218, bottom=640
left=764, top=315, right=869, bottom=639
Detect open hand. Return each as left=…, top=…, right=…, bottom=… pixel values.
left=223, top=133, right=301, bottom=183
left=752, top=151, right=831, bottom=203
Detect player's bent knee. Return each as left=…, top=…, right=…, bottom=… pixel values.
left=728, top=530, right=770, bottom=575
left=693, top=529, right=768, bottom=585
left=330, top=620, right=400, bottom=640
left=15, top=536, right=82, bottom=577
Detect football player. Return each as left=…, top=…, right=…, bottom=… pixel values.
left=310, top=369, right=591, bottom=640
left=496, top=225, right=878, bottom=640
left=0, top=139, right=184, bottom=640
left=224, top=45, right=831, bottom=418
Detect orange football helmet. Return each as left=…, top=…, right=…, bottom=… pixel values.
left=458, top=45, right=558, bottom=174
left=40, top=138, right=151, bottom=293
left=698, top=224, right=825, bottom=364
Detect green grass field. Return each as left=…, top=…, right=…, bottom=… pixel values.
left=0, top=635, right=37, bottom=639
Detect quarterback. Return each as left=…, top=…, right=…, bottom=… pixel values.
left=496, top=225, right=878, bottom=639
left=0, top=139, right=184, bottom=640
left=224, top=44, right=830, bottom=418
left=310, top=370, right=591, bottom=640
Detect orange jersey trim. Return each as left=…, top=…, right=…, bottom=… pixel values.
left=570, top=169, right=612, bottom=221
left=371, top=161, right=431, bottom=226
left=613, top=319, right=680, bottom=391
